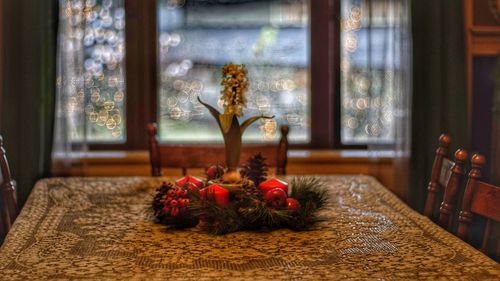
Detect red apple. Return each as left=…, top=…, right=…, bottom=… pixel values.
left=286, top=198, right=301, bottom=213
left=206, top=165, right=225, bottom=180
left=264, top=188, right=288, bottom=208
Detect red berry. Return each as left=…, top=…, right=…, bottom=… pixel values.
left=180, top=198, right=190, bottom=207
left=264, top=188, right=288, bottom=208
left=163, top=206, right=170, bottom=213
left=175, top=189, right=184, bottom=196
left=170, top=200, right=178, bottom=207
left=167, top=189, right=176, bottom=197
left=171, top=207, right=179, bottom=217
left=286, top=198, right=301, bottom=213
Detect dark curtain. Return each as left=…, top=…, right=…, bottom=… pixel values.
left=1, top=0, right=58, bottom=207
left=410, top=0, right=469, bottom=211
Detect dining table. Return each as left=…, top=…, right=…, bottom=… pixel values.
left=0, top=175, right=499, bottom=280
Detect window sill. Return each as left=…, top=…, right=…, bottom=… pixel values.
left=52, top=149, right=395, bottom=165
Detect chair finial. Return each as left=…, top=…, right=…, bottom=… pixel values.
left=147, top=123, right=158, bottom=136
left=471, top=153, right=486, bottom=168
left=280, top=125, right=289, bottom=137
left=439, top=134, right=451, bottom=147
left=454, top=149, right=468, bottom=163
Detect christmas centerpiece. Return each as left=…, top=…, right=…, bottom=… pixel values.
left=153, top=64, right=328, bottom=235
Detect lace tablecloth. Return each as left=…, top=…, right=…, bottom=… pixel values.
left=0, top=176, right=499, bottom=280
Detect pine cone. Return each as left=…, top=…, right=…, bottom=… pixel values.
left=240, top=152, right=268, bottom=186
left=240, top=178, right=262, bottom=199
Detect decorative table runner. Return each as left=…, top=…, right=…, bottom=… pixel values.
left=0, top=176, right=499, bottom=280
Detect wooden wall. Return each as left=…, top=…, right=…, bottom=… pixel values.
left=464, top=0, right=500, bottom=182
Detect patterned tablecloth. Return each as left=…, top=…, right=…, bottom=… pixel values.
left=0, top=176, right=499, bottom=280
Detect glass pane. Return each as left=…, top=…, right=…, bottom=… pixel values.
left=157, top=0, right=310, bottom=143
left=57, top=0, right=126, bottom=143
left=340, top=0, right=398, bottom=144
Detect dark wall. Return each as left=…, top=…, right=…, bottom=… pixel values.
left=471, top=56, right=498, bottom=181
left=0, top=0, right=57, bottom=206
left=410, top=0, right=469, bottom=211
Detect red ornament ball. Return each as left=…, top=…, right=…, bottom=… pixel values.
left=286, top=198, right=301, bottom=213
left=264, top=188, right=288, bottom=207
left=206, top=165, right=225, bottom=180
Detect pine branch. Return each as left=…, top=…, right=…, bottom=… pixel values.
left=290, top=177, right=328, bottom=210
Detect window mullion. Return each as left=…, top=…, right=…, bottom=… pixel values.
left=310, top=0, right=337, bottom=148
left=125, top=0, right=158, bottom=150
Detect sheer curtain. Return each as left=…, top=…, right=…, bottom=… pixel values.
left=341, top=0, right=412, bottom=200
left=53, top=0, right=88, bottom=174
left=53, top=0, right=126, bottom=175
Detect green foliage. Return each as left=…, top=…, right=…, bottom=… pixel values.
left=290, top=177, right=328, bottom=210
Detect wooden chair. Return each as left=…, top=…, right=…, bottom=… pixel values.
left=457, top=154, right=500, bottom=260
left=424, top=134, right=468, bottom=230
left=0, top=135, right=18, bottom=242
left=147, top=123, right=290, bottom=176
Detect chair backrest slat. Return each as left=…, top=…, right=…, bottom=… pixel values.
left=470, top=181, right=500, bottom=222
left=438, top=158, right=454, bottom=187
left=157, top=145, right=280, bottom=168
left=147, top=123, right=290, bottom=176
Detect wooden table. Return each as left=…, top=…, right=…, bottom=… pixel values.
left=0, top=176, right=499, bottom=280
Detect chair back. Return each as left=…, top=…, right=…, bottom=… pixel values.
left=437, top=149, right=468, bottom=230
left=0, top=135, right=18, bottom=241
left=457, top=154, right=500, bottom=260
left=147, top=123, right=290, bottom=176
left=424, top=134, right=468, bottom=229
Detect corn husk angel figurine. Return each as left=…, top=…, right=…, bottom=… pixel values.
left=198, top=64, right=273, bottom=178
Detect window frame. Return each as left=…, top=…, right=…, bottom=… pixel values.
left=87, top=0, right=365, bottom=151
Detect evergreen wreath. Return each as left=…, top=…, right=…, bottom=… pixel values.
left=153, top=168, right=328, bottom=235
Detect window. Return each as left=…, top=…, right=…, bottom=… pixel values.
left=157, top=0, right=310, bottom=144
left=58, top=0, right=126, bottom=143
left=340, top=0, right=399, bottom=145
left=56, top=0, right=400, bottom=149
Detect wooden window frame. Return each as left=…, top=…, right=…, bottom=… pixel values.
left=88, top=0, right=362, bottom=151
